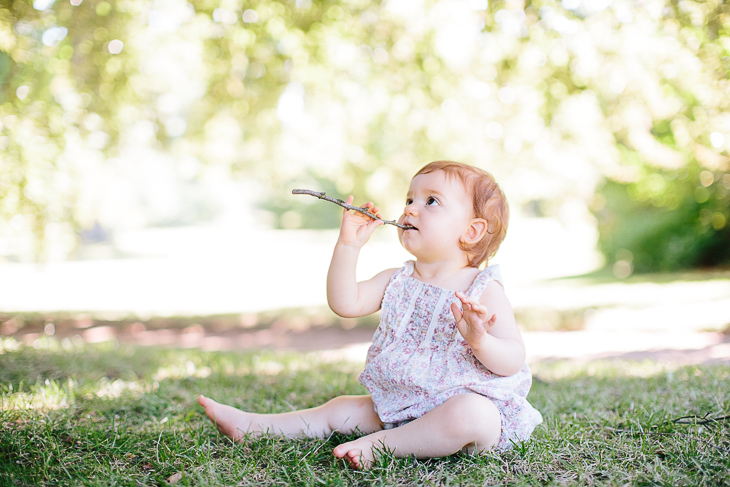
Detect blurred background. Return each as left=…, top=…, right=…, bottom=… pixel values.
left=0, top=0, right=729, bottom=361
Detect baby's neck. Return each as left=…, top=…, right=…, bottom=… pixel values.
left=411, top=259, right=480, bottom=292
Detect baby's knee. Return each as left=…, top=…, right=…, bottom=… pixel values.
left=443, top=394, right=501, bottom=446
left=323, top=395, right=371, bottom=413
left=322, top=395, right=378, bottom=432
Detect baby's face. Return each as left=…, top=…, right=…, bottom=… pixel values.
left=397, top=170, right=474, bottom=261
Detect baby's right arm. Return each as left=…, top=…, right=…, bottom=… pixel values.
left=327, top=196, right=397, bottom=318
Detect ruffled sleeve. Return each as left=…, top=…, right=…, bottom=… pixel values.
left=466, top=264, right=502, bottom=299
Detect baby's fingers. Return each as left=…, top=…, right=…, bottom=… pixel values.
left=344, top=195, right=354, bottom=214
left=455, top=292, right=488, bottom=315
left=450, top=302, right=464, bottom=324
left=361, top=202, right=381, bottom=219
left=454, top=291, right=477, bottom=306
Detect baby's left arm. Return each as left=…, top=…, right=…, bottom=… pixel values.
left=451, top=281, right=526, bottom=376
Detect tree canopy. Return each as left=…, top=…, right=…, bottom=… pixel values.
left=1, top=0, right=728, bottom=270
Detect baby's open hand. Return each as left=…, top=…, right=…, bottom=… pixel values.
left=451, top=291, right=496, bottom=350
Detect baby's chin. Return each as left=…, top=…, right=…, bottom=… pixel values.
left=398, top=233, right=418, bottom=253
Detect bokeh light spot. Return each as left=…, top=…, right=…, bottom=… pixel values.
left=96, top=1, right=111, bottom=16
left=613, top=260, right=633, bottom=279
left=615, top=248, right=633, bottom=263
left=33, top=0, right=56, bottom=11
left=243, top=9, right=259, bottom=23
left=346, top=145, right=365, bottom=164
left=372, top=48, right=389, bottom=64
left=42, top=26, right=68, bottom=47
left=694, top=187, right=710, bottom=203
left=165, top=117, right=186, bottom=138
left=213, top=8, right=238, bottom=24
left=699, top=170, right=714, bottom=187
left=277, top=82, right=305, bottom=125
left=710, top=132, right=725, bottom=149
left=59, top=45, right=74, bottom=60
left=498, top=86, right=517, bottom=104
left=699, top=208, right=714, bottom=225
left=108, top=39, right=124, bottom=54
left=485, top=121, right=503, bottom=139
left=609, top=76, right=625, bottom=94
left=712, top=213, right=727, bottom=230
left=16, top=85, right=30, bottom=101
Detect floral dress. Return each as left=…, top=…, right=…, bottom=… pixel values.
left=358, top=261, right=543, bottom=450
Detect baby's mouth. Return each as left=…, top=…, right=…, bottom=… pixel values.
left=402, top=222, right=418, bottom=231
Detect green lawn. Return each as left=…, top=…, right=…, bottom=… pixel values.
left=1, top=337, right=728, bottom=486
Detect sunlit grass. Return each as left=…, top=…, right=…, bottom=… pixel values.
left=1, top=339, right=728, bottom=486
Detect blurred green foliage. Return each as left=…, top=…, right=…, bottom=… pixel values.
left=596, top=164, right=730, bottom=272
left=592, top=0, right=730, bottom=272
left=0, top=0, right=729, bottom=270
left=1, top=0, right=138, bottom=257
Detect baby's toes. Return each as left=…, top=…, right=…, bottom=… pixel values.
left=346, top=451, right=362, bottom=469
left=198, top=395, right=214, bottom=409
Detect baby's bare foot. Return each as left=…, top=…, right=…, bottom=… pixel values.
left=333, top=435, right=381, bottom=469
left=198, top=395, right=257, bottom=441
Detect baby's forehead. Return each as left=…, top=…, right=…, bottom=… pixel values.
left=408, top=171, right=469, bottom=193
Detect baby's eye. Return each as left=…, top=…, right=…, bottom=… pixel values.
left=405, top=198, right=413, bottom=205
left=426, top=197, right=439, bottom=206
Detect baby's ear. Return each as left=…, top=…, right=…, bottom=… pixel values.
left=461, top=218, right=488, bottom=245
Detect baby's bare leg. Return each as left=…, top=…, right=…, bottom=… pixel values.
left=198, top=394, right=381, bottom=441
left=333, top=393, right=501, bottom=469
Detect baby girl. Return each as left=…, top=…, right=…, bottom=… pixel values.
left=198, top=160, right=542, bottom=468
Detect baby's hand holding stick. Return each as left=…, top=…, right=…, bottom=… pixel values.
left=292, top=189, right=416, bottom=230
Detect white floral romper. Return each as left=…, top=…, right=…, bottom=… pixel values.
left=358, top=261, right=543, bottom=450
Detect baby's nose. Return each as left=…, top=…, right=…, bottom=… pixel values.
left=404, top=205, right=417, bottom=216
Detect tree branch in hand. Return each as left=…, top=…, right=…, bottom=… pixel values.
left=292, top=189, right=415, bottom=230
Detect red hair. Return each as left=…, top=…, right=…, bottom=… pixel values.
left=414, top=161, right=509, bottom=268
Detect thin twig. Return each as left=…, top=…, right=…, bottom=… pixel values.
left=606, top=427, right=728, bottom=454
left=672, top=414, right=730, bottom=426
left=606, top=413, right=730, bottom=454
left=292, top=189, right=415, bottom=230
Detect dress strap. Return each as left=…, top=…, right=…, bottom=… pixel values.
left=393, top=260, right=415, bottom=280
left=466, top=265, right=502, bottom=299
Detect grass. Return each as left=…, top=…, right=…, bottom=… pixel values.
left=1, top=336, right=728, bottom=486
